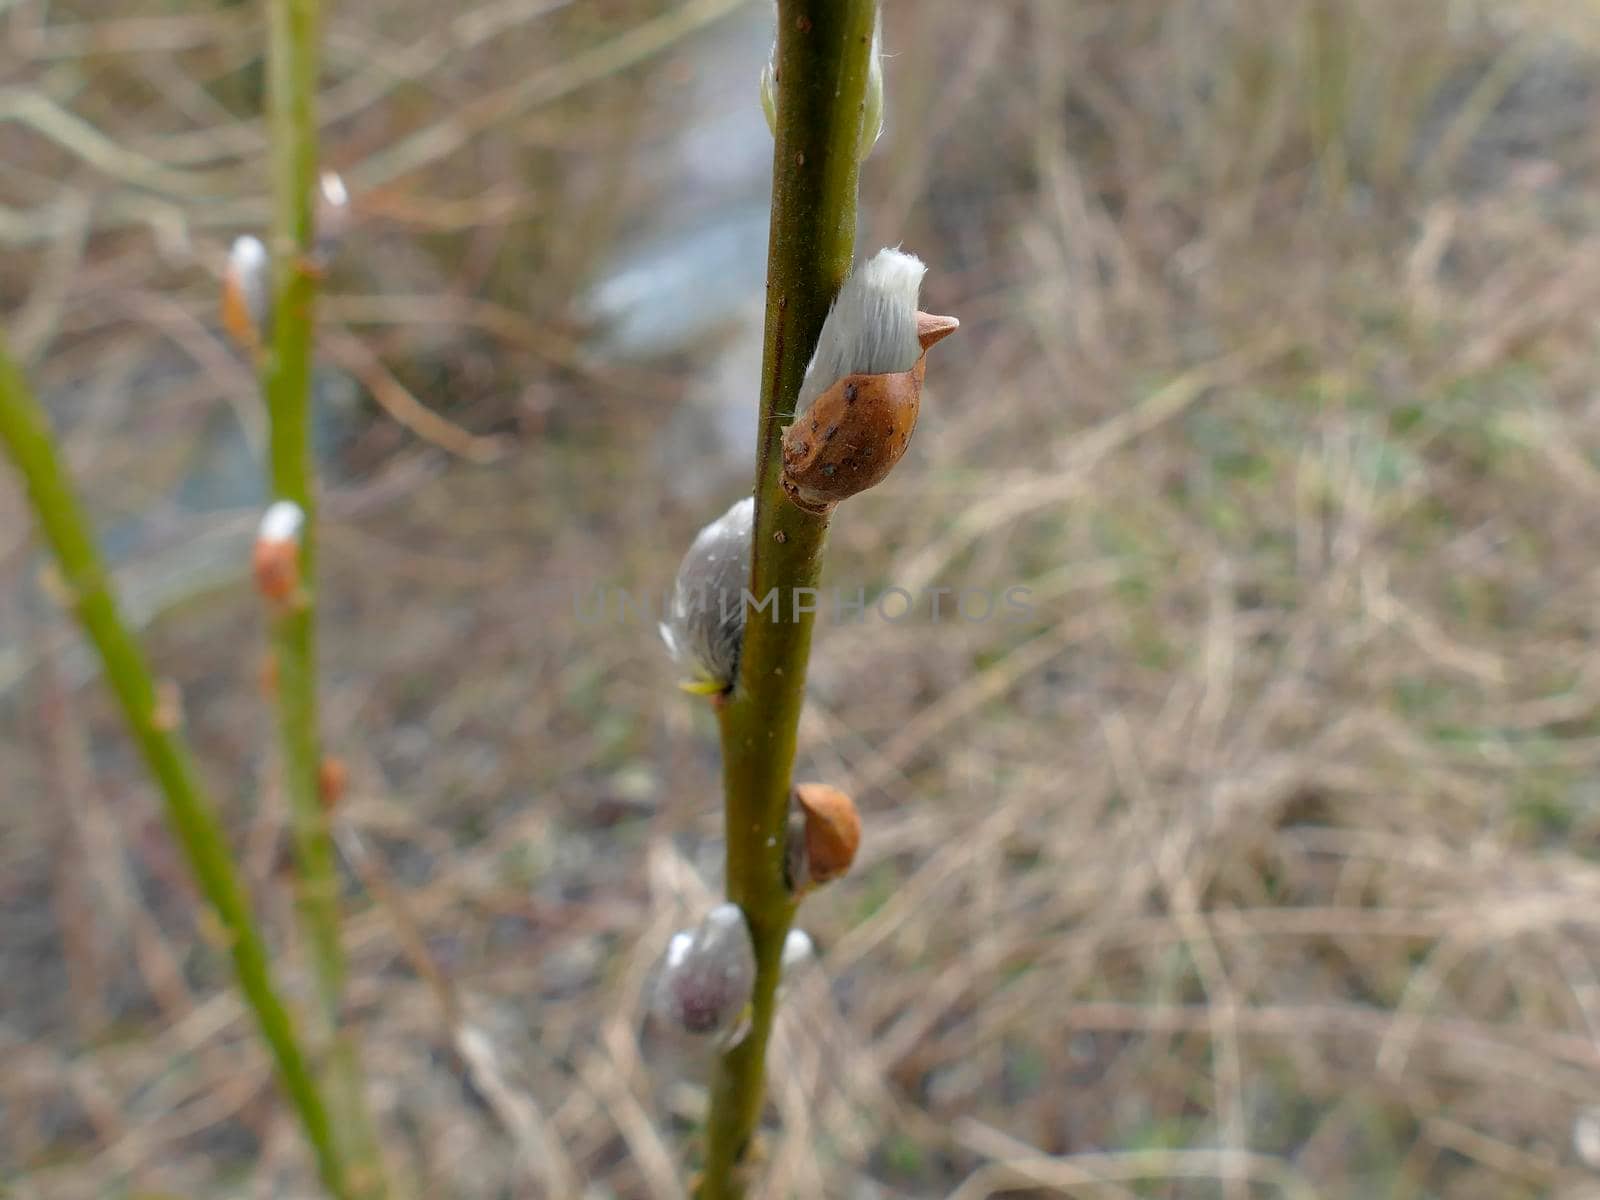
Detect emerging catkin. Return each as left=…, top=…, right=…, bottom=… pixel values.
left=313, top=171, right=351, bottom=267
left=252, top=499, right=305, bottom=605
left=779, top=248, right=957, bottom=513
left=761, top=7, right=883, bottom=161
left=659, top=496, right=754, bottom=695
left=793, top=247, right=926, bottom=419
left=222, top=235, right=272, bottom=352
left=654, top=903, right=758, bottom=1045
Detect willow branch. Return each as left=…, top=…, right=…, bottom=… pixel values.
left=0, top=332, right=354, bottom=1200
left=264, top=0, right=386, bottom=1194
left=699, top=2, right=878, bottom=1195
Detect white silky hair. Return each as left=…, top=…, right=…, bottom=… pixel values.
left=228, top=235, right=271, bottom=325
left=257, top=499, right=304, bottom=545
left=229, top=234, right=268, bottom=278
left=318, top=170, right=349, bottom=210
left=793, top=247, right=926, bottom=418
left=781, top=928, right=814, bottom=973
left=659, top=495, right=755, bottom=689
left=653, top=902, right=756, bottom=1042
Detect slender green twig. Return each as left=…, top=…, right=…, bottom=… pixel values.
left=263, top=1, right=386, bottom=1194
left=0, top=333, right=354, bottom=1200
left=264, top=0, right=342, bottom=1023
left=700, top=3, right=878, bottom=1195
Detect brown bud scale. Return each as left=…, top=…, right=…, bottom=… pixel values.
left=252, top=539, right=299, bottom=606
left=781, top=312, right=958, bottom=514
left=318, top=756, right=348, bottom=812
left=788, top=782, right=861, bottom=893
left=221, top=276, right=261, bottom=353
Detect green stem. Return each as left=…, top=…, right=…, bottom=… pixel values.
left=266, top=0, right=337, bottom=1020
left=0, top=334, right=353, bottom=1200
left=699, top=3, right=877, bottom=1195
left=264, top=2, right=386, bottom=1195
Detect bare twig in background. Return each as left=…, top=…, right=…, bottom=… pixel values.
left=0, top=333, right=353, bottom=1197
left=255, top=0, right=388, bottom=1191
left=336, top=824, right=580, bottom=1197
left=321, top=333, right=510, bottom=463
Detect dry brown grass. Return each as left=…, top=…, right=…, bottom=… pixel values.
left=5, top=0, right=1600, bottom=1196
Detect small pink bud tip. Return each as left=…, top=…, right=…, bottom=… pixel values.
left=916, top=312, right=960, bottom=351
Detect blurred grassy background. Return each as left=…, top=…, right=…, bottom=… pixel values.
left=6, top=0, right=1600, bottom=1195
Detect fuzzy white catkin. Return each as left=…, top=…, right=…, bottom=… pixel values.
left=319, top=170, right=349, bottom=212
left=654, top=903, right=757, bottom=1043
left=315, top=171, right=351, bottom=261
left=793, top=247, right=926, bottom=418
left=228, top=235, right=271, bottom=330
left=774, top=927, right=816, bottom=1000
left=782, top=928, right=814, bottom=973
left=257, top=499, right=305, bottom=545
left=659, top=496, right=754, bottom=692
left=229, top=234, right=268, bottom=278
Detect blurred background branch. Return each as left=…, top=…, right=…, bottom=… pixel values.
left=0, top=332, right=355, bottom=1198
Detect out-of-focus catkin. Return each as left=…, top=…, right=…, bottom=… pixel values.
left=222, top=235, right=272, bottom=354
left=252, top=500, right=305, bottom=607
left=654, top=903, right=757, bottom=1046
